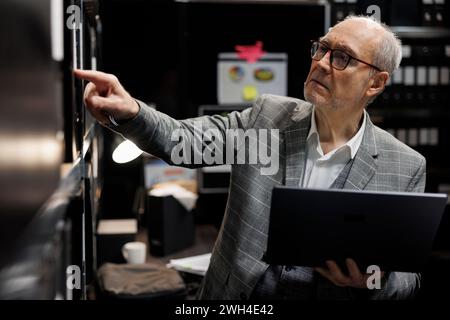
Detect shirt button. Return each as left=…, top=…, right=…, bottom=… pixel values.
left=240, top=292, right=248, bottom=300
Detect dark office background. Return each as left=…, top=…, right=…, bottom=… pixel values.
left=99, top=0, right=325, bottom=119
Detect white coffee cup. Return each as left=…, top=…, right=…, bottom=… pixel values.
left=122, top=241, right=146, bottom=264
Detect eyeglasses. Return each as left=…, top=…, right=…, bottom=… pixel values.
left=311, top=40, right=382, bottom=72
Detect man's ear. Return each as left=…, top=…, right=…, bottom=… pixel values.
left=367, top=71, right=389, bottom=99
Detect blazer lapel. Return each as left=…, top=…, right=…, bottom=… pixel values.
left=284, top=107, right=312, bottom=187
left=343, top=113, right=378, bottom=190
left=283, top=106, right=378, bottom=190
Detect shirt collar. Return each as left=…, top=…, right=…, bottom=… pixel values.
left=307, top=106, right=366, bottom=159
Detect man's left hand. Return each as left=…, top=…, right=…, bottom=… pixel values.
left=315, top=258, right=385, bottom=289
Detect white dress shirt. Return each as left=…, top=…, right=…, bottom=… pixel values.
left=301, top=106, right=366, bottom=188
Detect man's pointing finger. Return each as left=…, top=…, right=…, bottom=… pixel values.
left=73, top=69, right=117, bottom=87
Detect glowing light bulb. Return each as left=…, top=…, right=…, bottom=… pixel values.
left=112, top=140, right=143, bottom=164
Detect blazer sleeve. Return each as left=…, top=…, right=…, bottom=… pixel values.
left=407, top=156, right=427, bottom=193
left=108, top=95, right=266, bottom=167
left=369, top=156, right=426, bottom=300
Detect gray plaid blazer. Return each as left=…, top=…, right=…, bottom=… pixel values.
left=113, top=94, right=426, bottom=300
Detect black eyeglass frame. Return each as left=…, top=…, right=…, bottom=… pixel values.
left=311, top=40, right=383, bottom=72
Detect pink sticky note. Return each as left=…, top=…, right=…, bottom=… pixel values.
left=235, top=41, right=266, bottom=63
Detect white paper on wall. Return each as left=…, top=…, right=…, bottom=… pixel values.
left=218, top=52, right=288, bottom=104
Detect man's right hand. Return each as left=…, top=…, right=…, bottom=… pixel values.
left=73, top=69, right=140, bottom=125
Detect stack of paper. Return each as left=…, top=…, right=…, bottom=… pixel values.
left=167, top=253, right=211, bottom=276
left=97, top=219, right=137, bottom=234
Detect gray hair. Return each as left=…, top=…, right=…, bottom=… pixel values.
left=342, top=15, right=402, bottom=75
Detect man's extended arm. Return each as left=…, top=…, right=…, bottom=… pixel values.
left=110, top=99, right=255, bottom=167
left=74, top=69, right=261, bottom=167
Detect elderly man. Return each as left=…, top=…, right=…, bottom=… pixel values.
left=75, top=15, right=425, bottom=300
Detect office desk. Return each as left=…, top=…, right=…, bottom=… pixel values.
left=138, top=224, right=218, bottom=299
